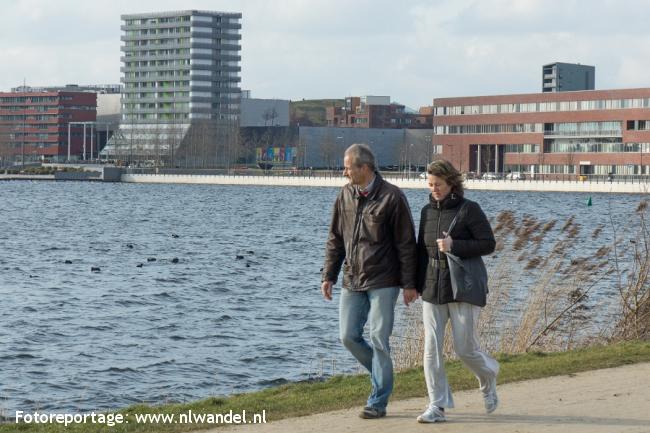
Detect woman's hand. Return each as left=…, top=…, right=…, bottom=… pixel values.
left=436, top=231, right=453, bottom=253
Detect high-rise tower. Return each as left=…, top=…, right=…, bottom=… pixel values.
left=102, top=10, right=242, bottom=166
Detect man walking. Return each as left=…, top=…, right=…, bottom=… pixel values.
left=321, top=143, right=418, bottom=419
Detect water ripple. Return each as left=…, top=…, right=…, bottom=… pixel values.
left=0, top=182, right=642, bottom=413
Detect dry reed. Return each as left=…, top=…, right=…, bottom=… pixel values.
left=392, top=199, right=650, bottom=370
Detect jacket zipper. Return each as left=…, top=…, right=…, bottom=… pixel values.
left=351, top=197, right=365, bottom=290
left=435, top=201, right=442, bottom=304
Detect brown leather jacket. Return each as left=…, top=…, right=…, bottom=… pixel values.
left=322, top=174, right=417, bottom=291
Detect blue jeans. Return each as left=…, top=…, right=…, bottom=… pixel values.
left=339, top=286, right=399, bottom=409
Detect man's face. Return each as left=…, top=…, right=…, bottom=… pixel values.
left=343, top=155, right=368, bottom=186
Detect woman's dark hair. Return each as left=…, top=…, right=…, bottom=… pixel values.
left=426, top=159, right=464, bottom=197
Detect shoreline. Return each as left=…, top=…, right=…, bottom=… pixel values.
left=121, top=174, right=650, bottom=193
left=2, top=172, right=649, bottom=193
left=1, top=342, right=648, bottom=433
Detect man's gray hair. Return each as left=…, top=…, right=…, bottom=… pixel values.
left=344, top=143, right=376, bottom=171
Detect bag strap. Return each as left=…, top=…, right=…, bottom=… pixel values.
left=447, top=200, right=468, bottom=235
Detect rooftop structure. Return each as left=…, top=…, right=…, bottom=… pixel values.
left=542, top=62, right=595, bottom=93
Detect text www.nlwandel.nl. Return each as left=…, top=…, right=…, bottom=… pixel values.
left=14, top=409, right=267, bottom=427
left=133, top=409, right=267, bottom=425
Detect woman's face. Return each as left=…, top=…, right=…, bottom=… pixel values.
left=427, top=174, right=452, bottom=201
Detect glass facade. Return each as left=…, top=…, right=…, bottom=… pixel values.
left=503, top=144, right=540, bottom=153
left=435, top=98, right=650, bottom=116
left=437, top=123, right=542, bottom=135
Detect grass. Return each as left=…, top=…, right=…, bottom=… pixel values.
left=1, top=341, right=649, bottom=433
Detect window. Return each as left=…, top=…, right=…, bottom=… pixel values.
left=191, top=59, right=213, bottom=66
left=504, top=144, right=540, bottom=153
left=191, top=38, right=213, bottom=45
left=190, top=80, right=211, bottom=88
left=190, top=48, right=212, bottom=55
left=189, top=102, right=211, bottom=109
left=192, top=15, right=213, bottom=23
left=539, top=102, right=557, bottom=112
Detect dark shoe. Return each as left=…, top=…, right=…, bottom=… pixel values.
left=359, top=406, right=386, bottom=419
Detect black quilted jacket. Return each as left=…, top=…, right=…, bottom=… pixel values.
left=416, top=193, right=495, bottom=304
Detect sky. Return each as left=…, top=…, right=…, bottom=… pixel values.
left=2, top=0, right=650, bottom=109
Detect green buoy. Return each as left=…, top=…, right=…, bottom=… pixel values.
left=587, top=196, right=592, bottom=207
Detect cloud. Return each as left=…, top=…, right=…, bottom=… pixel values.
left=1, top=0, right=650, bottom=108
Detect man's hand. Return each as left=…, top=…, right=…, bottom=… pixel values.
left=321, top=281, right=333, bottom=301
left=403, top=288, right=418, bottom=306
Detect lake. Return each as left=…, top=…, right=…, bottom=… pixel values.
left=0, top=181, right=645, bottom=414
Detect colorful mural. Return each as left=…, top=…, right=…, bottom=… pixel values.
left=256, top=146, right=297, bottom=163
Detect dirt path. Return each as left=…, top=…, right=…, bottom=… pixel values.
left=220, top=362, right=650, bottom=433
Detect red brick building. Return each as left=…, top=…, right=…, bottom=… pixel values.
left=0, top=91, right=96, bottom=165
left=327, top=96, right=432, bottom=129
left=433, top=88, right=650, bottom=179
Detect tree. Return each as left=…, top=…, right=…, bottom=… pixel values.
left=565, top=147, right=576, bottom=180
left=411, top=140, right=430, bottom=171
left=536, top=147, right=546, bottom=180
left=483, top=145, right=496, bottom=173
left=320, top=130, right=337, bottom=170
left=0, top=119, right=17, bottom=167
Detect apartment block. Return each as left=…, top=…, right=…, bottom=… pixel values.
left=102, top=10, right=242, bottom=166
left=0, top=91, right=96, bottom=165
left=326, top=96, right=432, bottom=129
left=433, top=88, right=650, bottom=178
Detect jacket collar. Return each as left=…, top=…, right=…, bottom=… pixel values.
left=353, top=172, right=384, bottom=200
left=430, top=191, right=462, bottom=209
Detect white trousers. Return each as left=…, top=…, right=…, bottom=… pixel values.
left=422, top=301, right=499, bottom=409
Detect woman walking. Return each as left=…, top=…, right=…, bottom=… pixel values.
left=415, top=160, right=499, bottom=423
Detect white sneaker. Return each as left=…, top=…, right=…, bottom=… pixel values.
left=484, top=377, right=498, bottom=414
left=417, top=405, right=446, bottom=423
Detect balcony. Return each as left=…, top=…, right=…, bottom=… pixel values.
left=121, top=32, right=190, bottom=42
left=121, top=64, right=191, bottom=73
left=121, top=53, right=191, bottom=63
left=123, top=96, right=190, bottom=104
left=121, top=22, right=191, bottom=32
left=543, top=130, right=622, bottom=138
left=122, top=41, right=191, bottom=52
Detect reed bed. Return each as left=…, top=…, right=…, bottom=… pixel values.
left=392, top=199, right=650, bottom=370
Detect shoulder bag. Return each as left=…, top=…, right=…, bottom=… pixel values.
left=444, top=201, right=489, bottom=307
